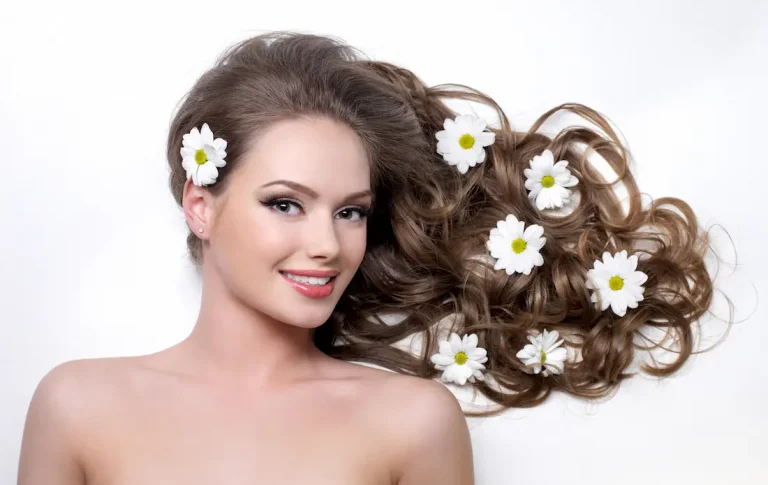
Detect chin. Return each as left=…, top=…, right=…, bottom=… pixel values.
left=275, top=306, right=336, bottom=329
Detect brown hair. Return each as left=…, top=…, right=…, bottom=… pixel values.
left=166, top=31, right=722, bottom=416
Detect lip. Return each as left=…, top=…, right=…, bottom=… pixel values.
left=280, top=269, right=340, bottom=277
left=280, top=271, right=335, bottom=298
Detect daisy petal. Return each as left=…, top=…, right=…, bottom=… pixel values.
left=438, top=340, right=453, bottom=355
left=468, top=347, right=487, bottom=360
left=466, top=333, right=478, bottom=350
left=431, top=354, right=455, bottom=366
left=195, top=162, right=219, bottom=186
left=475, top=131, right=495, bottom=146
left=523, top=224, right=544, bottom=240
left=449, top=333, right=463, bottom=354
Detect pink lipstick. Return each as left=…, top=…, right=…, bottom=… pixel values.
left=280, top=271, right=336, bottom=298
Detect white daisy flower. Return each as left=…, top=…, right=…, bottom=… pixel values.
left=586, top=250, right=648, bottom=317
left=180, top=123, right=228, bottom=187
left=435, top=114, right=496, bottom=174
left=486, top=214, right=546, bottom=275
left=524, top=149, right=579, bottom=210
left=430, top=332, right=488, bottom=386
left=516, top=329, right=567, bottom=376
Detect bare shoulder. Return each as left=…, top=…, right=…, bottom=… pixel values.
left=335, top=361, right=467, bottom=422
left=26, top=357, right=121, bottom=420
left=18, top=357, right=129, bottom=484
left=388, top=378, right=474, bottom=484
left=25, top=356, right=144, bottom=444
left=24, top=357, right=134, bottom=431
left=34, top=356, right=135, bottom=403
left=41, top=355, right=123, bottom=382
left=379, top=373, right=470, bottom=444
left=343, top=365, right=474, bottom=484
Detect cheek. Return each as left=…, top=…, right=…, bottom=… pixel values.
left=342, top=227, right=367, bottom=267
left=245, top=219, right=298, bottom=266
left=218, top=207, right=295, bottom=269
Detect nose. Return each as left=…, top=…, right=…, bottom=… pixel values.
left=305, top=213, right=341, bottom=261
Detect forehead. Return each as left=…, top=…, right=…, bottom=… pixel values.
left=236, top=117, right=370, bottom=189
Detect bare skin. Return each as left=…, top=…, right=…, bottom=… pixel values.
left=17, top=117, right=475, bottom=484
left=18, top=349, right=472, bottom=484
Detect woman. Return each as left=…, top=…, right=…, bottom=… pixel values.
left=18, top=31, right=715, bottom=484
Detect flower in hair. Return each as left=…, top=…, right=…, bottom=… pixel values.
left=430, top=332, right=488, bottom=386
left=524, top=149, right=579, bottom=210
left=435, top=114, right=495, bottom=174
left=487, top=214, right=546, bottom=275
left=516, top=329, right=567, bottom=376
left=181, top=123, right=228, bottom=187
left=586, top=250, right=648, bottom=317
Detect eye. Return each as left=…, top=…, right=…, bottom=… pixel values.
left=262, top=198, right=303, bottom=216
left=336, top=207, right=371, bottom=222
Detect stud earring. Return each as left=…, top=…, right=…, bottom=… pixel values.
left=198, top=228, right=204, bottom=233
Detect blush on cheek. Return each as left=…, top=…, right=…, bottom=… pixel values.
left=247, top=220, right=298, bottom=260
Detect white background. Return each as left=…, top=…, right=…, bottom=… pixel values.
left=2, top=1, right=766, bottom=483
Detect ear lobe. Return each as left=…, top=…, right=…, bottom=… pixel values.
left=182, top=179, right=212, bottom=235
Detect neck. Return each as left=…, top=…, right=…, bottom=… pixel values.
left=177, top=259, right=328, bottom=390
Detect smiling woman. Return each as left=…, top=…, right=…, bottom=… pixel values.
left=181, top=116, right=375, bottom=331
left=18, top=30, right=720, bottom=485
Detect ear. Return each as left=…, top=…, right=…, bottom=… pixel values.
left=182, top=179, right=216, bottom=239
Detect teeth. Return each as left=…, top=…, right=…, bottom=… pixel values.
left=283, top=272, right=332, bottom=286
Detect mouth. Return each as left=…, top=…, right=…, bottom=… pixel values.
left=279, top=271, right=337, bottom=285
left=279, top=271, right=337, bottom=299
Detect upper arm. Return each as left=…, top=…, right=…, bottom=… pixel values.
left=17, top=361, right=88, bottom=485
left=390, top=379, right=475, bottom=485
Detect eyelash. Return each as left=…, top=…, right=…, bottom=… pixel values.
left=260, top=196, right=372, bottom=221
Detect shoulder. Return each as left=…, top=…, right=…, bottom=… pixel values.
left=23, top=360, right=86, bottom=446
left=337, top=361, right=467, bottom=422
left=26, top=356, right=145, bottom=441
left=29, top=358, right=116, bottom=414
left=34, top=357, right=134, bottom=401
left=363, top=373, right=475, bottom=484
left=26, top=357, right=132, bottom=429
left=302, top=360, right=474, bottom=483
left=381, top=372, right=466, bottom=421
left=332, top=361, right=469, bottom=433
left=383, top=374, right=470, bottom=441
left=18, top=357, right=128, bottom=483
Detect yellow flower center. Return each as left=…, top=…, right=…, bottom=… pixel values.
left=458, top=134, right=475, bottom=149
left=609, top=275, right=625, bottom=291
left=511, top=238, right=527, bottom=254
left=195, top=148, right=208, bottom=165
left=540, top=349, right=547, bottom=363
left=541, top=175, right=555, bottom=188
left=454, top=351, right=468, bottom=365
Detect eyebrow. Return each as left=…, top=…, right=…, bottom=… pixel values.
left=261, top=180, right=374, bottom=203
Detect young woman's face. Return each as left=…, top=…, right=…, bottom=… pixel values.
left=208, top=117, right=372, bottom=328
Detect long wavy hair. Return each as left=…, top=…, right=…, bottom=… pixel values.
left=166, top=31, right=721, bottom=416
